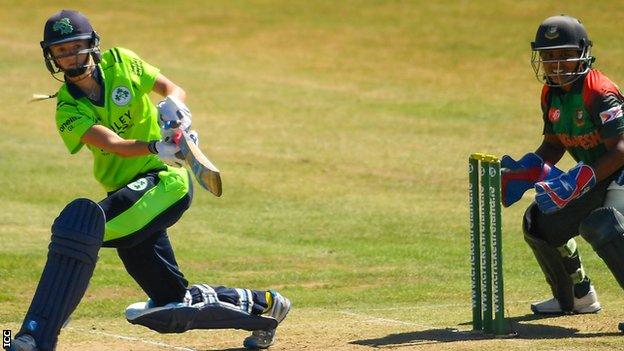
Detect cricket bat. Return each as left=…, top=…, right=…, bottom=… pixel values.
left=173, top=130, right=222, bottom=197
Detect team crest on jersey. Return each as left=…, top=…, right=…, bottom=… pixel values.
left=112, top=86, right=132, bottom=106
left=600, top=105, right=623, bottom=124
left=575, top=110, right=585, bottom=126
left=548, top=107, right=560, bottom=122
left=127, top=178, right=148, bottom=191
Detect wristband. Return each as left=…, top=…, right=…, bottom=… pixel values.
left=147, top=140, right=158, bottom=154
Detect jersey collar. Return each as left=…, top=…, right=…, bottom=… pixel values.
left=66, top=66, right=104, bottom=106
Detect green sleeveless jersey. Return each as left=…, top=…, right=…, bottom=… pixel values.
left=55, top=47, right=165, bottom=191
left=541, top=69, right=624, bottom=164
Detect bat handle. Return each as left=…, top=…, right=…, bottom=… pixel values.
left=172, top=129, right=183, bottom=146
left=163, top=120, right=183, bottom=145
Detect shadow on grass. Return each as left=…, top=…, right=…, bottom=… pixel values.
left=350, top=314, right=622, bottom=348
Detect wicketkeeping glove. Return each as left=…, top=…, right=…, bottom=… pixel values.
left=534, top=163, right=596, bottom=214
left=157, top=95, right=192, bottom=131
left=501, top=153, right=562, bottom=207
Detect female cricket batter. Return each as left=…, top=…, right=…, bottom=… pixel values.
left=502, top=14, right=624, bottom=324
left=9, top=9, right=289, bottom=351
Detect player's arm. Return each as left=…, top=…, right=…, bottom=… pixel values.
left=535, top=134, right=566, bottom=165
left=152, top=73, right=186, bottom=101
left=152, top=73, right=192, bottom=131
left=81, top=125, right=152, bottom=156
left=81, top=125, right=180, bottom=165
left=590, top=134, right=624, bottom=181
left=588, top=97, right=624, bottom=181
left=532, top=134, right=624, bottom=214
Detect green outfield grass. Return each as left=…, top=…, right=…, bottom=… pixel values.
left=2, top=1, right=624, bottom=350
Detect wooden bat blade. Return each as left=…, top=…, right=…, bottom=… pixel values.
left=177, top=131, right=222, bottom=197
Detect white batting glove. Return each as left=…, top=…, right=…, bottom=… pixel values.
left=157, top=95, right=192, bottom=131
left=148, top=140, right=184, bottom=167
left=160, top=124, right=177, bottom=143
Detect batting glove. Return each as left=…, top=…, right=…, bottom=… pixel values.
left=161, top=121, right=199, bottom=146
left=501, top=153, right=562, bottom=207
left=157, top=95, right=192, bottom=131
left=148, top=140, right=184, bottom=167
left=534, top=163, right=596, bottom=214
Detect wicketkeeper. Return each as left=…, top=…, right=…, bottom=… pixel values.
left=8, top=9, right=290, bottom=351
left=502, top=14, right=624, bottom=323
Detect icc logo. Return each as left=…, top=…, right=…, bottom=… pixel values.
left=3, top=329, right=11, bottom=349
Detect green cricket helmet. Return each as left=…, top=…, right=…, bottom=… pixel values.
left=40, top=10, right=101, bottom=79
left=530, top=15, right=594, bottom=87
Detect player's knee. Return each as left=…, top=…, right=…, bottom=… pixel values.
left=50, top=198, right=106, bottom=264
left=522, top=203, right=541, bottom=240
left=579, top=207, right=624, bottom=249
left=523, top=202, right=567, bottom=246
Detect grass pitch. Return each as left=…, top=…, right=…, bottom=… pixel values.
left=1, top=1, right=624, bottom=350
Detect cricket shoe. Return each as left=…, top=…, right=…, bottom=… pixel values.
left=531, top=285, right=601, bottom=314
left=243, top=290, right=291, bottom=349
left=7, top=334, right=38, bottom=351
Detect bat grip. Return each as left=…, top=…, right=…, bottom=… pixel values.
left=172, top=129, right=183, bottom=146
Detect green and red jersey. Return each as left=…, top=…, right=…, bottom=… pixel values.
left=55, top=47, right=165, bottom=192
left=541, top=69, right=624, bottom=164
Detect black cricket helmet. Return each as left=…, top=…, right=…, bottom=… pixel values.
left=40, top=10, right=101, bottom=79
left=530, top=15, right=594, bottom=87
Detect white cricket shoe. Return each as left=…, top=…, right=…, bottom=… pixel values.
left=531, top=285, right=601, bottom=314
left=243, top=291, right=291, bottom=349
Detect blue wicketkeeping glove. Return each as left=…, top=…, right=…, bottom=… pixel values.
left=501, top=153, right=562, bottom=207
left=534, top=163, right=596, bottom=214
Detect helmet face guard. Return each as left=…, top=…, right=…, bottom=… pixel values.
left=531, top=47, right=593, bottom=87
left=42, top=34, right=101, bottom=79
left=530, top=15, right=594, bottom=87
left=40, top=10, right=101, bottom=81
